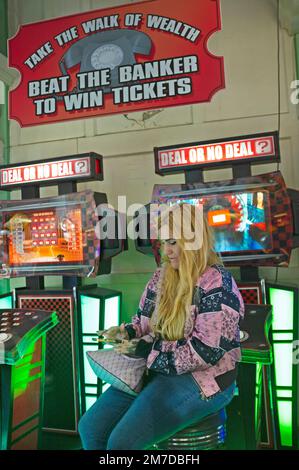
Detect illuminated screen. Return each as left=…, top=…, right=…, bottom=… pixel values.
left=4, top=206, right=84, bottom=266
left=168, top=190, right=272, bottom=253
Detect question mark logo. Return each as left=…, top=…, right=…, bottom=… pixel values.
left=75, top=160, right=87, bottom=174
left=256, top=139, right=270, bottom=154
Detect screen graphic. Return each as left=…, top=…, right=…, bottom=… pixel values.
left=168, top=190, right=272, bottom=253
left=149, top=172, right=293, bottom=266
left=5, top=206, right=83, bottom=267
left=0, top=190, right=101, bottom=278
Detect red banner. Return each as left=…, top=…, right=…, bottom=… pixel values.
left=8, top=0, right=224, bottom=127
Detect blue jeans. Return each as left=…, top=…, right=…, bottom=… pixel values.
left=78, top=373, right=235, bottom=450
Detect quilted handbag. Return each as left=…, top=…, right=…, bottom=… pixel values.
left=86, top=349, right=146, bottom=396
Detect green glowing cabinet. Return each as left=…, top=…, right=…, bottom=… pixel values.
left=266, top=283, right=299, bottom=449
left=0, top=308, right=58, bottom=449
left=77, top=287, right=122, bottom=414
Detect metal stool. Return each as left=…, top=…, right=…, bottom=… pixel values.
left=155, top=408, right=227, bottom=450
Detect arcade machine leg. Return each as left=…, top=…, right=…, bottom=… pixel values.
left=0, top=337, right=45, bottom=450
left=227, top=362, right=263, bottom=450
left=227, top=277, right=276, bottom=449
left=16, top=288, right=80, bottom=435
left=266, top=283, right=299, bottom=449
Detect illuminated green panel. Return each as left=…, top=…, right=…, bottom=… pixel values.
left=12, top=343, right=35, bottom=398
left=272, top=333, right=293, bottom=341
left=82, top=335, right=96, bottom=344
left=83, top=345, right=98, bottom=384
left=277, top=390, right=292, bottom=398
left=85, top=386, right=97, bottom=395
left=277, top=401, right=293, bottom=446
left=273, top=343, right=293, bottom=387
left=104, top=296, right=120, bottom=330
left=80, top=295, right=101, bottom=333
left=0, top=295, right=12, bottom=309
left=269, top=288, right=294, bottom=331
left=85, top=396, right=97, bottom=411
left=102, top=383, right=111, bottom=393
left=254, top=363, right=262, bottom=434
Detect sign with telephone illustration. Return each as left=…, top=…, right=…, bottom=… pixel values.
left=59, top=29, right=152, bottom=93
left=8, top=0, right=224, bottom=127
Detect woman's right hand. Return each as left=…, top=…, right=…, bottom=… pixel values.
left=99, top=324, right=129, bottom=342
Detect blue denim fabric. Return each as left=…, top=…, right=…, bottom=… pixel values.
left=78, top=373, right=235, bottom=450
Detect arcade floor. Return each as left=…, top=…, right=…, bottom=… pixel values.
left=40, top=432, right=82, bottom=450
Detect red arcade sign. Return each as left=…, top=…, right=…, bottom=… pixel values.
left=0, top=153, right=103, bottom=190
left=8, top=0, right=224, bottom=127
left=154, top=132, right=280, bottom=175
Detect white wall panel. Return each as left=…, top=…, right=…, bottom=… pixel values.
left=16, top=119, right=86, bottom=146
left=10, top=137, right=79, bottom=163
left=94, top=106, right=193, bottom=135
left=204, top=0, right=289, bottom=122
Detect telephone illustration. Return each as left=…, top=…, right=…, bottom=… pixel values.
left=59, top=29, right=152, bottom=93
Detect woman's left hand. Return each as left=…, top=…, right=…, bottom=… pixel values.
left=114, top=339, right=139, bottom=355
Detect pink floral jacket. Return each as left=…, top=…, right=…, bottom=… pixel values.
left=125, top=264, right=245, bottom=398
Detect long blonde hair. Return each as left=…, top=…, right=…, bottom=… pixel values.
left=151, top=204, right=222, bottom=341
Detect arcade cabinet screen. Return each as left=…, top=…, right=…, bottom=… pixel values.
left=168, top=190, right=272, bottom=253
left=4, top=205, right=84, bottom=266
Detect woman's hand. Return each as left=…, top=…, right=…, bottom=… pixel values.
left=114, top=338, right=140, bottom=355
left=98, top=324, right=129, bottom=342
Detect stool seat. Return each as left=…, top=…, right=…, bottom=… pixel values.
left=155, top=408, right=227, bottom=450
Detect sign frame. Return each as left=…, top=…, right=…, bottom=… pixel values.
left=154, top=131, right=280, bottom=176
left=0, top=152, right=103, bottom=190
left=8, top=0, right=224, bottom=127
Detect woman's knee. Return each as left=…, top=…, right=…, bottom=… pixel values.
left=107, top=428, right=129, bottom=450
left=78, top=412, right=108, bottom=450
left=107, top=427, right=142, bottom=450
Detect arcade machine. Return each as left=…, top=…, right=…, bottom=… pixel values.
left=0, top=153, right=126, bottom=441
left=0, top=308, right=58, bottom=449
left=134, top=131, right=299, bottom=449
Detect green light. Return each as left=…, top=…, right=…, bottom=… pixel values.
left=277, top=401, right=293, bottom=446
left=104, top=296, right=120, bottom=330
left=11, top=343, right=35, bottom=398
left=273, top=343, right=293, bottom=387
left=272, top=333, right=293, bottom=341
left=85, top=386, right=97, bottom=395
left=269, top=288, right=294, bottom=331
left=85, top=396, right=97, bottom=411
left=255, top=363, right=262, bottom=435
left=79, top=289, right=122, bottom=416
left=276, top=390, right=292, bottom=398
left=102, top=383, right=111, bottom=393
left=83, top=345, right=98, bottom=385
left=0, top=295, right=12, bottom=309
left=80, top=295, right=101, bottom=333
left=82, top=335, right=97, bottom=344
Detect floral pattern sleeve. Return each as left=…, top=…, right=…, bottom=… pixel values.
left=147, top=270, right=244, bottom=376
left=124, top=269, right=161, bottom=340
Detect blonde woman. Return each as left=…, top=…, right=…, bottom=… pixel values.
left=79, top=204, right=244, bottom=450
